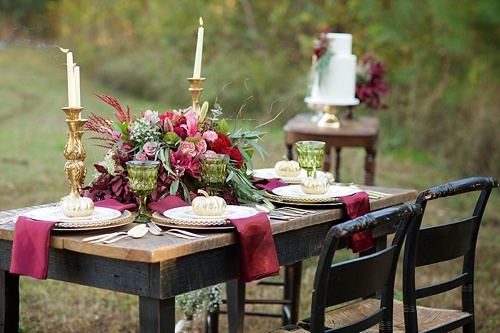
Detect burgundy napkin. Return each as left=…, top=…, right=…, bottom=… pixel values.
left=149, top=195, right=280, bottom=282
left=148, top=195, right=190, bottom=213
left=340, top=191, right=374, bottom=253
left=9, top=216, right=56, bottom=279
left=94, top=199, right=137, bottom=212
left=253, top=177, right=289, bottom=193
left=9, top=200, right=134, bottom=280
left=229, top=212, right=280, bottom=282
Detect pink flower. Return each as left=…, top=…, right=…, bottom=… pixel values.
left=169, top=150, right=201, bottom=180
left=203, top=150, right=217, bottom=158
left=143, top=110, right=160, bottom=124
left=195, top=139, right=207, bottom=154
left=112, top=130, right=122, bottom=140
left=202, top=130, right=218, bottom=142
left=179, top=141, right=197, bottom=157
left=118, top=141, right=134, bottom=151
left=143, top=142, right=157, bottom=157
left=134, top=152, right=148, bottom=160
left=182, top=108, right=199, bottom=138
left=163, top=118, right=173, bottom=132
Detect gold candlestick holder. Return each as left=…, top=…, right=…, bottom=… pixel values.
left=187, top=77, right=205, bottom=117
left=60, top=107, right=94, bottom=217
left=317, top=105, right=341, bottom=128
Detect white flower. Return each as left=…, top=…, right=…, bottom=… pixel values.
left=175, top=285, right=222, bottom=317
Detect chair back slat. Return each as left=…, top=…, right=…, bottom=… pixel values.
left=326, top=247, right=396, bottom=306
left=416, top=273, right=468, bottom=299
left=414, top=216, right=476, bottom=267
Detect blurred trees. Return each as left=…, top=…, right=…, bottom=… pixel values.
left=0, top=0, right=59, bottom=39
left=1, top=0, right=498, bottom=175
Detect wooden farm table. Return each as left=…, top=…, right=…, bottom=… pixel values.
left=283, top=114, right=380, bottom=185
left=0, top=186, right=416, bottom=333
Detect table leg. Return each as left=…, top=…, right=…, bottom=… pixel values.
left=364, top=146, right=376, bottom=186
left=333, top=147, right=341, bottom=182
left=139, top=296, right=175, bottom=333
left=226, top=279, right=245, bottom=333
left=283, top=261, right=302, bottom=326
left=285, top=144, right=293, bottom=161
left=0, top=270, right=19, bottom=333
left=322, top=147, right=333, bottom=175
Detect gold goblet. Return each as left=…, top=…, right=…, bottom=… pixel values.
left=295, top=140, right=326, bottom=177
left=126, top=160, right=160, bottom=223
left=199, top=154, right=229, bottom=195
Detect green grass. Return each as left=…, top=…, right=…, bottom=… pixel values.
left=1, top=46, right=499, bottom=332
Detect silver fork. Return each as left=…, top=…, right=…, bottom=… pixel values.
left=146, top=221, right=205, bottom=239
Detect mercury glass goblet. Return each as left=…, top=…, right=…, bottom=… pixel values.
left=199, top=154, right=230, bottom=195
left=126, top=160, right=160, bottom=223
left=295, top=140, right=326, bottom=177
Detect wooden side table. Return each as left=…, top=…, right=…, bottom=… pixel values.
left=283, top=114, right=380, bottom=185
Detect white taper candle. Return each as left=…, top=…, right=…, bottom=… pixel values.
left=193, top=17, right=204, bottom=79
left=66, top=52, right=75, bottom=107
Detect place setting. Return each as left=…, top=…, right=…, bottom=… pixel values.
left=150, top=154, right=262, bottom=230
left=254, top=140, right=355, bottom=206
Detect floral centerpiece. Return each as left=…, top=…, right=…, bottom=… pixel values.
left=355, top=52, right=389, bottom=110
left=81, top=93, right=267, bottom=204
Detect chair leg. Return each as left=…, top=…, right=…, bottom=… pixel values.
left=205, top=306, right=219, bottom=333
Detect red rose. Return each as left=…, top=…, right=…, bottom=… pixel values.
left=230, top=147, right=243, bottom=168
left=210, top=133, right=232, bottom=154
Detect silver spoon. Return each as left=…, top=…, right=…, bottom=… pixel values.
left=103, top=224, right=148, bottom=244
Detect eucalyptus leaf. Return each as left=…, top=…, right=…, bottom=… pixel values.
left=216, top=119, right=229, bottom=135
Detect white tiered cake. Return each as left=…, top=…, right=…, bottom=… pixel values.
left=305, top=33, right=359, bottom=106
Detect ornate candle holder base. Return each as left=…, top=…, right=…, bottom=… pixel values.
left=60, top=107, right=94, bottom=217
left=187, top=77, right=205, bottom=116
left=317, top=105, right=341, bottom=128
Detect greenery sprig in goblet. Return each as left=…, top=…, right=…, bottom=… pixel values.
left=199, top=154, right=229, bottom=195
left=126, top=160, right=160, bottom=223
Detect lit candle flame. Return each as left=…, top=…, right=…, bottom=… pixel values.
left=58, top=46, right=70, bottom=54
left=199, top=17, right=203, bottom=26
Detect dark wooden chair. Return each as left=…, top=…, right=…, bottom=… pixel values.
left=392, top=176, right=498, bottom=332
left=268, top=203, right=422, bottom=333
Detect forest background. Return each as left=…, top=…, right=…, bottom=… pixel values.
left=1, top=0, right=499, bottom=176
left=0, top=0, right=499, bottom=332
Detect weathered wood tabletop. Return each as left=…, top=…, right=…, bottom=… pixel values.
left=0, top=185, right=416, bottom=333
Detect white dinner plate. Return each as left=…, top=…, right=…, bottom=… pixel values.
left=251, top=168, right=332, bottom=184
left=179, top=207, right=240, bottom=220
left=272, top=185, right=358, bottom=200
left=22, top=206, right=122, bottom=223
left=17, top=209, right=134, bottom=230
left=161, top=205, right=260, bottom=226
left=151, top=212, right=235, bottom=230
